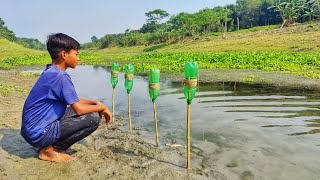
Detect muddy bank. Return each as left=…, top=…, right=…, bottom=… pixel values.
left=0, top=70, right=220, bottom=179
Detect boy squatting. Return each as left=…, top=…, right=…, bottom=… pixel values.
left=21, top=33, right=112, bottom=162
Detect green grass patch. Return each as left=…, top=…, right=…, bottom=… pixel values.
left=19, top=72, right=41, bottom=77
left=79, top=51, right=107, bottom=65
left=0, top=55, right=51, bottom=69
left=0, top=39, right=45, bottom=60
left=237, top=24, right=279, bottom=33
left=0, top=82, right=24, bottom=97
left=104, top=51, right=320, bottom=78
left=0, top=51, right=108, bottom=69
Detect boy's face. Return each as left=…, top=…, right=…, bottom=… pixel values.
left=64, top=49, right=79, bottom=69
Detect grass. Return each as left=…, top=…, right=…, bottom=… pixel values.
left=0, top=40, right=107, bottom=69
left=0, top=82, right=25, bottom=97
left=97, top=23, right=320, bottom=53
left=1, top=23, right=320, bottom=80
left=19, top=72, right=41, bottom=77
left=103, top=51, right=320, bottom=78
left=0, top=39, right=45, bottom=60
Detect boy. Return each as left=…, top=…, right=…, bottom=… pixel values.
left=21, top=33, right=112, bottom=162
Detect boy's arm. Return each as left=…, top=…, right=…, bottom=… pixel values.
left=79, top=98, right=102, bottom=105
left=71, top=99, right=112, bottom=124
left=71, top=101, right=106, bottom=115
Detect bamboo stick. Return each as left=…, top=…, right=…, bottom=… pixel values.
left=128, top=93, right=132, bottom=133
left=112, top=88, right=115, bottom=122
left=153, top=102, right=159, bottom=146
left=187, top=104, right=191, bottom=170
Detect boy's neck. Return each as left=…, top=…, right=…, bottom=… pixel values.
left=52, top=61, right=67, bottom=71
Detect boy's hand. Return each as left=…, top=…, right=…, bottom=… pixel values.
left=95, top=101, right=104, bottom=106
left=99, top=107, right=112, bottom=125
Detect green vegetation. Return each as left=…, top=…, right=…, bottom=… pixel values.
left=83, top=0, right=320, bottom=49
left=0, top=39, right=107, bottom=69
left=241, top=170, right=254, bottom=180
left=103, top=51, right=320, bottom=78
left=0, top=39, right=45, bottom=60
left=0, top=82, right=24, bottom=97
left=0, top=38, right=48, bottom=69
left=19, top=72, right=41, bottom=77
left=1, top=23, right=320, bottom=80
left=0, top=55, right=51, bottom=69
left=0, top=51, right=107, bottom=69
left=1, top=1, right=320, bottom=80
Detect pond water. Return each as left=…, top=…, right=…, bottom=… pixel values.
left=25, top=65, right=320, bottom=179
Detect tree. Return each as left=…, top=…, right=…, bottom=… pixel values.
left=91, top=36, right=98, bottom=42
left=236, top=0, right=262, bottom=28
left=140, top=9, right=170, bottom=33
left=271, top=0, right=306, bottom=28
left=303, top=0, right=320, bottom=21
left=0, top=18, right=16, bottom=41
left=145, top=9, right=170, bottom=24
left=167, top=12, right=196, bottom=36
left=258, top=0, right=282, bottom=26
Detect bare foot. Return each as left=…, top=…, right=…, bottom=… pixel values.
left=58, top=150, right=76, bottom=161
left=38, top=146, right=75, bottom=162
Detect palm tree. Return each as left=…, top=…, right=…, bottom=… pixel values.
left=272, top=0, right=305, bottom=28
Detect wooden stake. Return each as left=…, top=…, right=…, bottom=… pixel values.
left=187, top=104, right=191, bottom=170
left=128, top=93, right=132, bottom=133
left=153, top=102, right=159, bottom=146
left=112, top=88, right=115, bottom=122
left=197, top=73, right=200, bottom=103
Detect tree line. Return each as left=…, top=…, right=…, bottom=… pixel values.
left=0, top=18, right=46, bottom=50
left=1, top=0, right=319, bottom=50
left=83, top=0, right=320, bottom=49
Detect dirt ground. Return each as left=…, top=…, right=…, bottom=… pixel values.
left=1, top=68, right=319, bottom=180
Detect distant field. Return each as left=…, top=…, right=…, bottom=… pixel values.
left=0, top=39, right=45, bottom=60
left=0, top=39, right=105, bottom=68
left=100, top=23, right=320, bottom=53
left=1, top=23, right=320, bottom=79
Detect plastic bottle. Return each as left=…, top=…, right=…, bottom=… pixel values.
left=149, top=68, right=160, bottom=102
left=111, top=63, right=119, bottom=88
left=184, top=62, right=198, bottom=104
left=124, top=64, right=134, bottom=94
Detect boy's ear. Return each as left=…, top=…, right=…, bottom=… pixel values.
left=60, top=51, right=67, bottom=60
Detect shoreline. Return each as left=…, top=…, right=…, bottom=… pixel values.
left=141, top=68, right=320, bottom=91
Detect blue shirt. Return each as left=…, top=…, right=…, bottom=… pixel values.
left=21, top=64, right=79, bottom=148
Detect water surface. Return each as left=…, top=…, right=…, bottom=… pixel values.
left=31, top=65, right=320, bottom=179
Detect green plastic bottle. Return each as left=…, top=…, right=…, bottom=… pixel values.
left=124, top=64, right=134, bottom=94
left=184, top=62, right=198, bottom=104
left=111, top=63, right=119, bottom=89
left=149, top=68, right=160, bottom=102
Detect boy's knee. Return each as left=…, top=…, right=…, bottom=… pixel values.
left=88, top=112, right=100, bottom=127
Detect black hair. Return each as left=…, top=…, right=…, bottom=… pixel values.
left=46, top=33, right=80, bottom=60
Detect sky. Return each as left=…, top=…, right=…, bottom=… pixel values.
left=0, top=0, right=236, bottom=43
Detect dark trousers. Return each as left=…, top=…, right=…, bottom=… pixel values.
left=53, top=107, right=100, bottom=151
